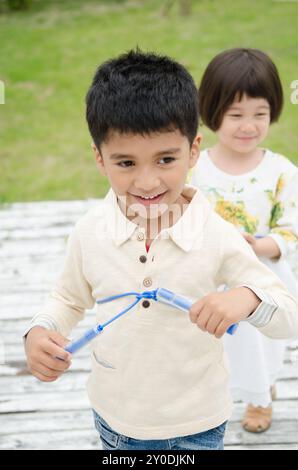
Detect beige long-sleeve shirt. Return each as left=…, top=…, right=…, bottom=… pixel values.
left=26, top=186, right=298, bottom=439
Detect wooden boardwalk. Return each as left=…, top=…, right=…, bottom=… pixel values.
left=0, top=200, right=297, bottom=450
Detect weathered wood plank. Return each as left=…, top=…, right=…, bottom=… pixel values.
left=0, top=389, right=90, bottom=413
left=0, top=303, right=96, bottom=321
left=225, top=444, right=298, bottom=450
left=225, top=420, right=298, bottom=445
left=0, top=408, right=297, bottom=450
left=0, top=428, right=100, bottom=450
left=0, top=240, right=66, bottom=259
left=0, top=199, right=99, bottom=217
left=0, top=214, right=83, bottom=231
left=0, top=419, right=297, bottom=450
left=0, top=258, right=64, bottom=282
left=0, top=226, right=75, bottom=242
left=0, top=371, right=89, bottom=394
left=1, top=399, right=298, bottom=432
left=0, top=410, right=95, bottom=436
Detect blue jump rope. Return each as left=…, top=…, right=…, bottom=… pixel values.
left=65, top=288, right=238, bottom=355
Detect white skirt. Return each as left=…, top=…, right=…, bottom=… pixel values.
left=223, top=257, right=298, bottom=407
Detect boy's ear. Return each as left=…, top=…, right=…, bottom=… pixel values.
left=189, top=133, right=202, bottom=168
left=92, top=143, right=107, bottom=176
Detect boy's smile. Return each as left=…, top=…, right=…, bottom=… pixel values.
left=93, top=129, right=200, bottom=224
left=130, top=191, right=168, bottom=206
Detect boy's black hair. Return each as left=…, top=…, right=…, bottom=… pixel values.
left=198, top=48, right=284, bottom=131
left=86, top=49, right=199, bottom=148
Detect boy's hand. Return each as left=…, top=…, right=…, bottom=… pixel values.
left=189, top=287, right=261, bottom=338
left=25, top=326, right=72, bottom=382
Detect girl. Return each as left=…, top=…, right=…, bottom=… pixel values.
left=191, top=48, right=298, bottom=433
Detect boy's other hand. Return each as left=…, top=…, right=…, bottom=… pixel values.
left=189, top=287, right=261, bottom=338
left=25, top=326, right=72, bottom=382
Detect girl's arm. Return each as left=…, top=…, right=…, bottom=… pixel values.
left=266, top=167, right=298, bottom=259
left=215, top=219, right=298, bottom=339
left=243, top=166, right=298, bottom=260
left=242, top=233, right=281, bottom=259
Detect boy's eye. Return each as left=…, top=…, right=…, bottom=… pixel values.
left=159, top=156, right=175, bottom=164
left=117, top=160, right=134, bottom=168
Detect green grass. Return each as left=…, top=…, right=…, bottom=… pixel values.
left=1, top=0, right=298, bottom=202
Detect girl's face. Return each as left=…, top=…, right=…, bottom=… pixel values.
left=217, top=94, right=271, bottom=155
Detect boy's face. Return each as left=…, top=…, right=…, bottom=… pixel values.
left=93, top=129, right=201, bottom=220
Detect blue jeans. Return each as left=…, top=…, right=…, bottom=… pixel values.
left=93, top=410, right=227, bottom=450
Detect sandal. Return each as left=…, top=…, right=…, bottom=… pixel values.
left=242, top=404, right=272, bottom=433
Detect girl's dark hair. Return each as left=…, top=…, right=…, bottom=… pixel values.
left=86, top=49, right=199, bottom=148
left=198, top=48, right=283, bottom=131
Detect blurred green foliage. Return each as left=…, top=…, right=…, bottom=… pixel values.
left=0, top=0, right=298, bottom=202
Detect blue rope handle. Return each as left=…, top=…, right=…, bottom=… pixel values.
left=64, top=290, right=157, bottom=354
left=64, top=288, right=237, bottom=355
left=155, top=288, right=238, bottom=335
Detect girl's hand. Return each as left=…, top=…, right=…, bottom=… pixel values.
left=189, top=287, right=261, bottom=338
left=25, top=326, right=72, bottom=382
left=242, top=232, right=258, bottom=251
left=242, top=233, right=281, bottom=259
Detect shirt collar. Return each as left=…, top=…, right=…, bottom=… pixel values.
left=103, top=189, right=139, bottom=246
left=103, top=185, right=212, bottom=251
left=165, top=185, right=211, bottom=251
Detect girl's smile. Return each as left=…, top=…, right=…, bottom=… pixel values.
left=214, top=94, right=271, bottom=160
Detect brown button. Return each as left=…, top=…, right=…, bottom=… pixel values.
left=137, top=233, right=145, bottom=241
left=139, top=255, right=147, bottom=263
left=143, top=277, right=152, bottom=288
left=142, top=300, right=150, bottom=308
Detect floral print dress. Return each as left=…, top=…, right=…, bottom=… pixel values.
left=191, top=149, right=298, bottom=406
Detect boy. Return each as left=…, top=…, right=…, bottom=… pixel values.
left=24, top=50, right=298, bottom=450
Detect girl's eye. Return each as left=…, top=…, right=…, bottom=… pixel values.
left=229, top=114, right=242, bottom=118
left=159, top=157, right=175, bottom=164
left=256, top=113, right=268, bottom=117
left=117, top=161, right=134, bottom=168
